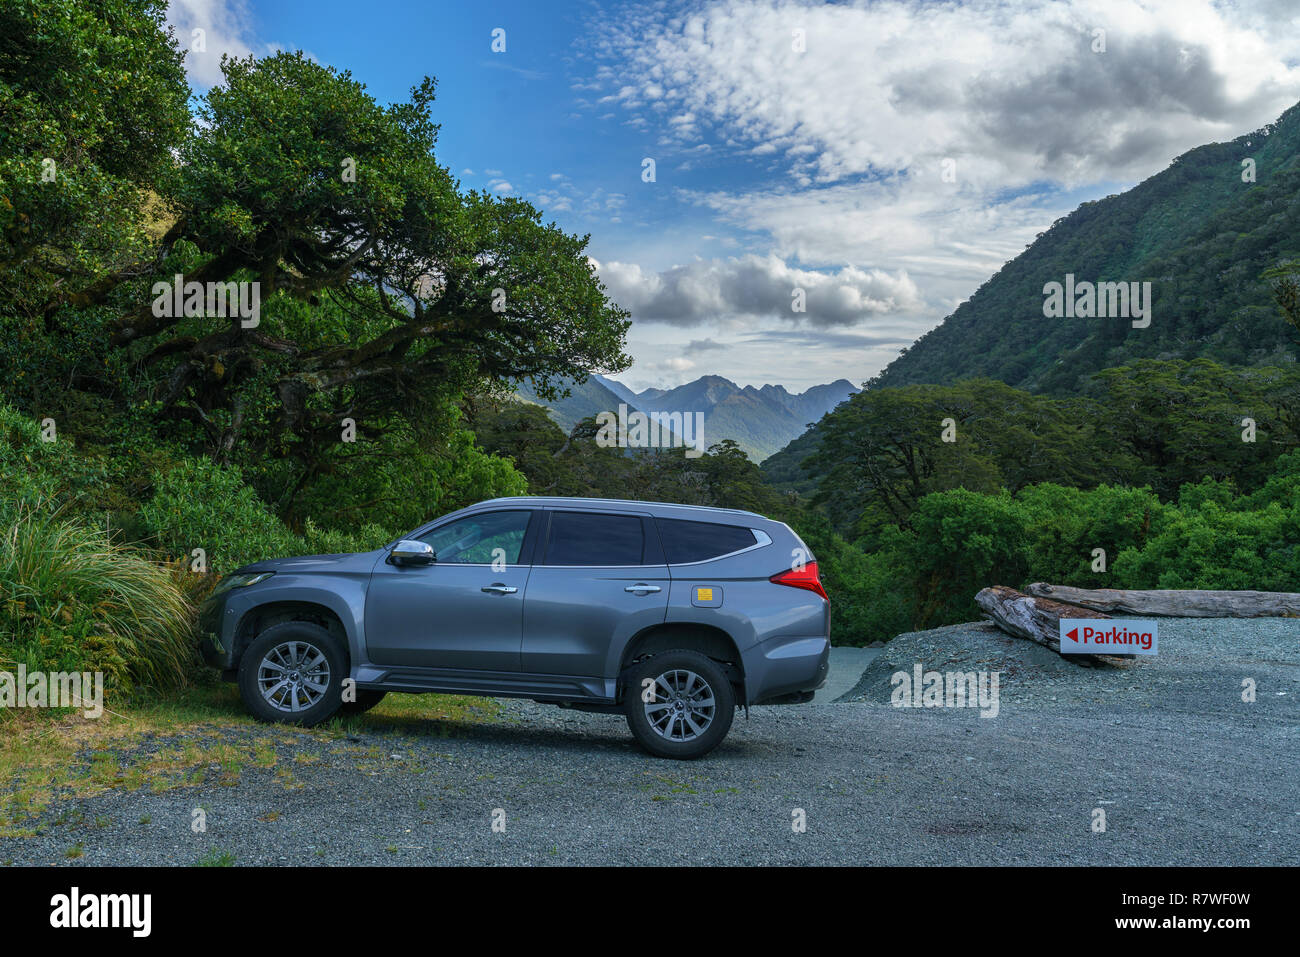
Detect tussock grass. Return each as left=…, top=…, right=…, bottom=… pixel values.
left=0, top=503, right=196, bottom=693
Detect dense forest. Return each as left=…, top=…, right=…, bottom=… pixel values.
left=766, top=360, right=1300, bottom=643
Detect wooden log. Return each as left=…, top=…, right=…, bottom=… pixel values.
left=974, top=585, right=1124, bottom=662
left=1024, top=583, right=1300, bottom=618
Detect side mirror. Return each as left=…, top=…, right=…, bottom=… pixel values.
left=389, top=540, right=435, bottom=566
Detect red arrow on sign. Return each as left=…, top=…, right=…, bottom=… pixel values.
left=1065, top=627, right=1079, bottom=642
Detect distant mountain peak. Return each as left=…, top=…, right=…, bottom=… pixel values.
left=518, top=373, right=858, bottom=462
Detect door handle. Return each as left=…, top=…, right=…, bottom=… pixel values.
left=481, top=584, right=518, bottom=595
left=625, top=584, right=661, bottom=595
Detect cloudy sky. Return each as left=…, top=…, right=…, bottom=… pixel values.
left=167, top=0, right=1300, bottom=391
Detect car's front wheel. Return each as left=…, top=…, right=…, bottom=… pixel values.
left=624, top=650, right=736, bottom=759
left=237, top=621, right=346, bottom=726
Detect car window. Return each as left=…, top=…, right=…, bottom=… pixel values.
left=418, top=510, right=531, bottom=565
left=656, top=518, right=756, bottom=564
left=545, top=511, right=645, bottom=566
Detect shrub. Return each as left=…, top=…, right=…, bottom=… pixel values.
left=813, top=471, right=1296, bottom=644
left=0, top=403, right=102, bottom=510
left=1116, top=500, right=1300, bottom=590
left=281, top=425, right=529, bottom=536
left=0, top=505, right=195, bottom=695
left=139, top=457, right=302, bottom=574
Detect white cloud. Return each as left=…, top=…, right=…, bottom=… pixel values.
left=588, top=0, right=1300, bottom=188
left=595, top=253, right=923, bottom=327
left=685, top=177, right=1073, bottom=294
left=166, top=0, right=259, bottom=88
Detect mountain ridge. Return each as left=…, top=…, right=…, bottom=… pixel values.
left=514, top=373, right=858, bottom=461
left=872, top=99, right=1300, bottom=394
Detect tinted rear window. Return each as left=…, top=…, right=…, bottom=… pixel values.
left=657, top=519, right=756, bottom=564
left=545, top=512, right=645, bottom=565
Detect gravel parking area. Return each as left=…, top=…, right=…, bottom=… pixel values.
left=2, top=618, right=1296, bottom=866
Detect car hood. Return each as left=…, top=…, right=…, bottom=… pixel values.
left=232, top=550, right=384, bottom=576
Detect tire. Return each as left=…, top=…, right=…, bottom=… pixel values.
left=624, top=649, right=736, bottom=759
left=338, top=689, right=387, bottom=715
left=237, top=621, right=347, bottom=726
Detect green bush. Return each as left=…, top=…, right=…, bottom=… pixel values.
left=809, top=463, right=1298, bottom=644
left=0, top=505, right=195, bottom=695
left=0, top=404, right=103, bottom=510
left=140, top=457, right=398, bottom=576
left=299, top=518, right=391, bottom=556
left=139, top=457, right=302, bottom=574
left=1013, top=483, right=1166, bottom=586
left=279, top=425, right=529, bottom=537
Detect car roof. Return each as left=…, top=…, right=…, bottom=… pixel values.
left=470, top=495, right=768, bottom=522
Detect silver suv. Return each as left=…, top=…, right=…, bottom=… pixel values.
left=199, top=497, right=831, bottom=758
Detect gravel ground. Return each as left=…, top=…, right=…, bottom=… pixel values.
left=3, top=618, right=1296, bottom=866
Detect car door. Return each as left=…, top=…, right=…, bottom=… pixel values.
left=521, top=508, right=670, bottom=679
left=364, top=509, right=539, bottom=672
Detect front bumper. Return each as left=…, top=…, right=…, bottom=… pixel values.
left=197, top=591, right=239, bottom=672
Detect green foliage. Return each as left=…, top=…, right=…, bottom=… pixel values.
left=2, top=46, right=632, bottom=568
left=281, top=421, right=528, bottom=537
left=1088, top=359, right=1300, bottom=496
left=469, top=399, right=787, bottom=513
left=795, top=377, right=1116, bottom=533
left=0, top=0, right=189, bottom=316
left=771, top=360, right=1300, bottom=533
left=902, top=484, right=1167, bottom=630
left=1263, top=260, right=1300, bottom=340
left=67, top=51, right=632, bottom=476
left=139, top=457, right=393, bottom=575
left=1115, top=453, right=1300, bottom=590
left=810, top=470, right=1299, bottom=645
left=139, top=458, right=303, bottom=573
left=0, top=505, right=195, bottom=695
left=0, top=403, right=92, bottom=505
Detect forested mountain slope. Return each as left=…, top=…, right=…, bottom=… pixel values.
left=872, top=100, right=1300, bottom=395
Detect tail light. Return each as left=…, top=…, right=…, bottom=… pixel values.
left=770, top=562, right=828, bottom=601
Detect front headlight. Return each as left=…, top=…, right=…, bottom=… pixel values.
left=210, top=571, right=276, bottom=596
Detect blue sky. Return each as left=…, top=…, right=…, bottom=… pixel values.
left=168, top=0, right=1300, bottom=391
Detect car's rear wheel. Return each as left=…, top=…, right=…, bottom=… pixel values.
left=237, top=621, right=346, bottom=726
left=624, top=649, right=735, bottom=759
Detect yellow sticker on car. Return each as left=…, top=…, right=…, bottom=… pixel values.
left=696, top=587, right=713, bottom=602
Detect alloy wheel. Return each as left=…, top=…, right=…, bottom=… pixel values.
left=257, top=640, right=331, bottom=713
left=644, top=668, right=716, bottom=742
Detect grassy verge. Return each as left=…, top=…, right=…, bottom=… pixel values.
left=0, top=686, right=502, bottom=838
